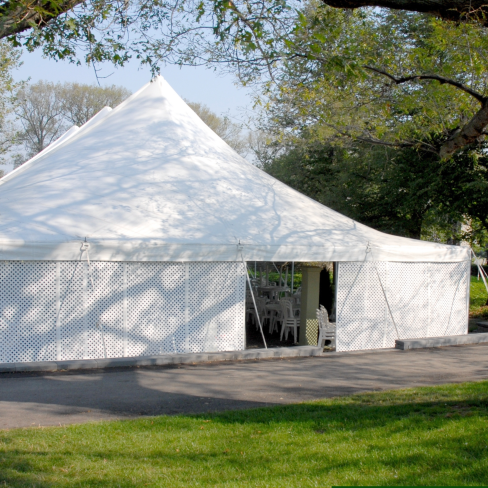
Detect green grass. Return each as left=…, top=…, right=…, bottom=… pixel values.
left=1, top=381, right=488, bottom=487
left=470, top=275, right=488, bottom=318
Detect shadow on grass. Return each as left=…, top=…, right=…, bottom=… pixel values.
left=0, top=382, right=487, bottom=487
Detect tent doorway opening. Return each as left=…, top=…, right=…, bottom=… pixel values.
left=245, top=262, right=336, bottom=349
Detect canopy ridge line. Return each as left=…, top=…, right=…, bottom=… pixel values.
left=239, top=246, right=267, bottom=349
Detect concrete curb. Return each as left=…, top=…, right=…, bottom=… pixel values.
left=396, top=333, right=488, bottom=350
left=0, top=346, right=324, bottom=373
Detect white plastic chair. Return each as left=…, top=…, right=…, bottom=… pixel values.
left=256, top=297, right=273, bottom=331
left=247, top=297, right=265, bottom=330
left=268, top=303, right=283, bottom=334
left=317, top=305, right=336, bottom=348
left=280, top=298, right=300, bottom=343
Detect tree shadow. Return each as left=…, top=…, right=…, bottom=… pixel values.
left=0, top=388, right=487, bottom=487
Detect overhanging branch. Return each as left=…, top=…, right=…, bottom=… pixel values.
left=322, top=0, right=488, bottom=26
left=324, top=123, right=439, bottom=153
left=364, top=65, right=488, bottom=157
left=364, top=65, right=487, bottom=104
left=0, top=0, right=85, bottom=39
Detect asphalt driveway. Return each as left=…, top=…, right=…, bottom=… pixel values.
left=1, top=344, right=488, bottom=430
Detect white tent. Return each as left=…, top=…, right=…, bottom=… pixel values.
left=0, top=76, right=471, bottom=363
left=0, top=76, right=469, bottom=263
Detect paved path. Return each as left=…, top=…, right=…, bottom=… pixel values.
left=1, top=344, right=488, bottom=430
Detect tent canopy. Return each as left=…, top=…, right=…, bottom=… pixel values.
left=0, top=76, right=469, bottom=263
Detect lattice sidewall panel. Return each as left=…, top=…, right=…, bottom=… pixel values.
left=0, top=262, right=57, bottom=363
left=336, top=261, right=469, bottom=352
left=188, top=263, right=246, bottom=353
left=127, top=262, right=186, bottom=356
left=0, top=261, right=246, bottom=363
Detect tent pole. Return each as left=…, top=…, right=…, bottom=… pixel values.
left=279, top=265, right=283, bottom=287
left=266, top=264, right=269, bottom=286
left=241, top=254, right=267, bottom=349
left=291, top=261, right=295, bottom=294
left=285, top=265, right=288, bottom=291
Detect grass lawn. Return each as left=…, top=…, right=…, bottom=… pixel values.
left=1, top=381, right=488, bottom=487
left=470, top=275, right=488, bottom=318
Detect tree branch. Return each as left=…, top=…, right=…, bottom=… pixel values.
left=440, top=102, right=488, bottom=157
left=324, top=122, right=439, bottom=153
left=322, top=0, right=488, bottom=26
left=0, top=0, right=84, bottom=39
left=364, top=65, right=488, bottom=157
left=364, top=65, right=487, bottom=104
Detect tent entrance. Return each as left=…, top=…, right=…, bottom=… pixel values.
left=244, top=262, right=336, bottom=349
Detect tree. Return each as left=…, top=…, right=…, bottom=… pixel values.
left=16, top=80, right=66, bottom=157
left=253, top=6, right=488, bottom=159
left=0, top=40, right=22, bottom=165
left=260, top=141, right=435, bottom=239
left=259, top=133, right=488, bottom=243
left=0, top=0, right=485, bottom=42
left=15, top=80, right=130, bottom=160
left=187, top=101, right=248, bottom=155
left=59, top=83, right=131, bottom=126
left=0, top=1, right=486, bottom=157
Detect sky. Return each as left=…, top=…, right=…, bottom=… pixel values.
left=16, top=48, right=254, bottom=118
left=4, top=48, right=257, bottom=173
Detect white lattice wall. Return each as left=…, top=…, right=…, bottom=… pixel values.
left=0, top=261, right=246, bottom=363
left=336, top=261, right=470, bottom=352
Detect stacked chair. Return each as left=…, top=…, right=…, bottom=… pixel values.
left=316, top=305, right=336, bottom=349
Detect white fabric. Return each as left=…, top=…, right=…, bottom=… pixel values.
left=336, top=261, right=469, bottom=351
left=1, top=107, right=113, bottom=188
left=0, top=77, right=469, bottom=262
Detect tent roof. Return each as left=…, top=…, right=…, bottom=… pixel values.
left=0, top=76, right=469, bottom=262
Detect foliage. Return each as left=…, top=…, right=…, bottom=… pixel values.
left=1, top=0, right=296, bottom=77
left=0, top=40, right=22, bottom=165
left=15, top=80, right=131, bottom=160
left=0, top=381, right=488, bottom=486
left=469, top=275, right=488, bottom=318
left=260, top=132, right=488, bottom=242
left=2, top=1, right=488, bottom=156
left=257, top=4, right=488, bottom=158
left=16, top=80, right=67, bottom=157
left=58, top=82, right=131, bottom=126
left=187, top=101, right=249, bottom=155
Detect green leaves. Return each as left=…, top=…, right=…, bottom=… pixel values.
left=260, top=5, right=488, bottom=158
